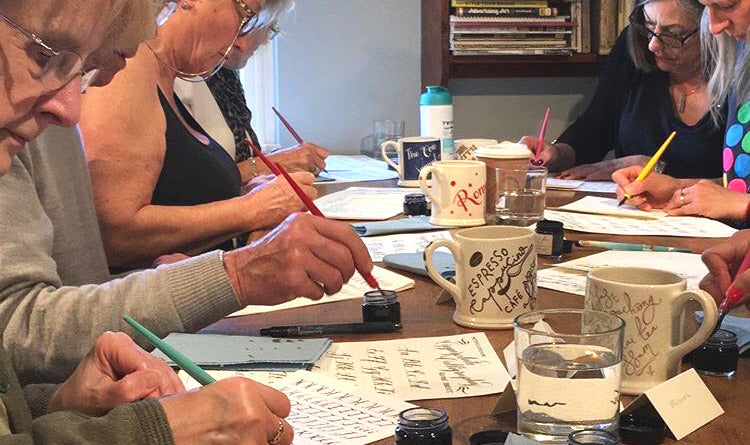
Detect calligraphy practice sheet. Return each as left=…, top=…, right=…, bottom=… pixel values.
left=537, top=251, right=709, bottom=296
left=545, top=179, right=617, bottom=194
left=228, top=266, right=414, bottom=317
left=312, top=333, right=510, bottom=401
left=557, top=196, right=666, bottom=219
left=545, top=178, right=583, bottom=189
left=544, top=209, right=737, bottom=238
left=180, top=370, right=414, bottom=445
left=361, top=230, right=452, bottom=262
left=314, top=187, right=416, bottom=220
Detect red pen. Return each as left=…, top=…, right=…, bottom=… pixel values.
left=716, top=248, right=750, bottom=330
left=531, top=106, right=551, bottom=166
left=272, top=106, right=304, bottom=144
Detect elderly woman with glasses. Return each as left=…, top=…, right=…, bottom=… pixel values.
left=78, top=0, right=308, bottom=269
left=522, top=0, right=722, bottom=181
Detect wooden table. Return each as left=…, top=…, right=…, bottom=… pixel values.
left=204, top=182, right=749, bottom=444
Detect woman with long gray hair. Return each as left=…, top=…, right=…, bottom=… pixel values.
left=613, top=1, right=750, bottom=222
left=524, top=0, right=721, bottom=181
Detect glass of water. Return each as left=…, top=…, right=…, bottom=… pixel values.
left=513, top=309, right=625, bottom=444
left=495, top=166, right=547, bottom=226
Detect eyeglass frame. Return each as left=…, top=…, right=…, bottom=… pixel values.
left=628, top=7, right=699, bottom=49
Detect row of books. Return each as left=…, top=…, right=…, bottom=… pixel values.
left=450, top=0, right=636, bottom=57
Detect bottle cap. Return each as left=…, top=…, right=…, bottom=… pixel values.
left=469, top=429, right=509, bottom=445
left=536, top=219, right=564, bottom=232
left=420, top=85, right=452, bottom=105
left=704, top=328, right=738, bottom=347
left=403, top=193, right=429, bottom=216
left=619, top=413, right=666, bottom=445
left=475, top=142, right=532, bottom=159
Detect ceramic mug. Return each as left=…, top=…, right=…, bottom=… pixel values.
left=585, top=267, right=718, bottom=395
left=425, top=226, right=537, bottom=329
left=455, top=139, right=498, bottom=161
left=381, top=137, right=441, bottom=187
left=418, top=160, right=486, bottom=227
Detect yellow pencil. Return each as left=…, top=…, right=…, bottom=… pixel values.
left=618, top=131, right=677, bottom=206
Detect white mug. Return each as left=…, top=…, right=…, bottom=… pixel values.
left=381, top=137, right=441, bottom=187
left=585, top=267, right=719, bottom=395
left=425, top=226, right=537, bottom=329
left=418, top=160, right=486, bottom=227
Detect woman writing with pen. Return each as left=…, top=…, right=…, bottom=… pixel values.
left=615, top=0, right=750, bottom=223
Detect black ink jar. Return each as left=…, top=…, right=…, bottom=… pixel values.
left=469, top=429, right=509, bottom=445
left=693, top=329, right=739, bottom=377
left=362, top=290, right=400, bottom=327
left=568, top=429, right=622, bottom=444
left=404, top=193, right=430, bottom=216
left=395, top=407, right=452, bottom=445
left=535, top=219, right=565, bottom=259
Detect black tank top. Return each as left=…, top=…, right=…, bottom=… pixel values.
left=152, top=88, right=242, bottom=251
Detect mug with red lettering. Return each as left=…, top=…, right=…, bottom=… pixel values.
left=418, top=160, right=486, bottom=226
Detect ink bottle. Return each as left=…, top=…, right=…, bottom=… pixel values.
left=469, top=429, right=509, bottom=445
left=693, top=329, right=739, bottom=377
left=362, top=290, right=401, bottom=327
left=568, top=429, right=622, bottom=444
left=395, top=407, right=452, bottom=445
left=404, top=193, right=430, bottom=216
left=535, top=219, right=565, bottom=259
left=619, top=414, right=665, bottom=445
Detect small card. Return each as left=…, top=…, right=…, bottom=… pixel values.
left=503, top=341, right=517, bottom=378
left=505, top=432, right=543, bottom=444
left=492, top=381, right=517, bottom=415
left=622, top=369, right=723, bottom=440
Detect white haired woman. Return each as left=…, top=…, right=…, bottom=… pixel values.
left=79, top=0, right=313, bottom=269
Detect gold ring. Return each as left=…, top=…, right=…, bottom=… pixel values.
left=269, top=419, right=285, bottom=444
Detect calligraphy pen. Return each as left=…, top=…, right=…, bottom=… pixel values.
left=618, top=131, right=677, bottom=206
left=123, top=315, right=215, bottom=386
left=575, top=240, right=691, bottom=253
left=715, top=248, right=750, bottom=332
left=247, top=139, right=381, bottom=290
left=531, top=106, right=551, bottom=166
left=271, top=106, right=329, bottom=175
left=260, top=322, right=399, bottom=337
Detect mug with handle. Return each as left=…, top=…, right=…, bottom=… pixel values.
left=418, top=160, right=486, bottom=227
left=424, top=226, right=537, bottom=329
left=585, top=267, right=719, bottom=395
left=381, top=136, right=441, bottom=187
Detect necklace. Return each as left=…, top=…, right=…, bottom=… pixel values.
left=669, top=83, right=701, bottom=114
left=144, top=42, right=222, bottom=82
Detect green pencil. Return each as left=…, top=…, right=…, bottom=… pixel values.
left=123, top=315, right=216, bottom=386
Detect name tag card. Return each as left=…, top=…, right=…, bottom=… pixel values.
left=622, top=369, right=724, bottom=440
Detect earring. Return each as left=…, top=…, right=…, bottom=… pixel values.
left=181, top=2, right=192, bottom=9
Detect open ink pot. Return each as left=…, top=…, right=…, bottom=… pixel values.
left=362, top=289, right=401, bottom=328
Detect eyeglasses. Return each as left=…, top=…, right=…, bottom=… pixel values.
left=268, top=24, right=280, bottom=41
left=0, top=11, right=99, bottom=93
left=233, top=0, right=261, bottom=36
left=629, top=9, right=699, bottom=48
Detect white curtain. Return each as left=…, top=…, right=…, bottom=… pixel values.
left=239, top=41, right=277, bottom=145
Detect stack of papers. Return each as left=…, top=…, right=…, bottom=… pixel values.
left=320, top=155, right=399, bottom=183
left=361, top=230, right=452, bottom=262
left=153, top=334, right=331, bottom=371
left=314, top=187, right=416, bottom=220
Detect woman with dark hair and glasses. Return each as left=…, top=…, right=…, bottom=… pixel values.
left=521, top=0, right=723, bottom=181
left=78, top=0, right=310, bottom=269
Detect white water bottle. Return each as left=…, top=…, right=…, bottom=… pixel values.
left=420, top=85, right=454, bottom=160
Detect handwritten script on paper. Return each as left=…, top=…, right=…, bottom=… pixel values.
left=557, top=196, right=666, bottom=219
left=537, top=251, right=709, bottom=296
left=180, top=371, right=414, bottom=445
left=227, top=266, right=414, bottom=317
left=312, top=333, right=510, bottom=401
left=544, top=209, right=736, bottom=238
left=362, top=231, right=452, bottom=262
left=314, top=187, right=416, bottom=220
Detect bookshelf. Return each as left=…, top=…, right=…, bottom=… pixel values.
left=421, top=0, right=604, bottom=86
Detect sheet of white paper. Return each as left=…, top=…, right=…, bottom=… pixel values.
left=545, top=178, right=583, bottom=189
left=362, top=230, right=452, bottom=262
left=557, top=196, right=666, bottom=219
left=575, top=181, right=618, bottom=194
left=314, top=187, right=416, bottom=220
left=537, top=251, right=709, bottom=296
left=325, top=155, right=390, bottom=171
left=503, top=341, right=517, bottom=378
left=181, top=370, right=415, bottom=445
left=312, top=332, right=510, bottom=401
left=322, top=167, right=398, bottom=183
left=179, top=369, right=293, bottom=389
left=227, top=266, right=414, bottom=317
left=544, top=209, right=736, bottom=238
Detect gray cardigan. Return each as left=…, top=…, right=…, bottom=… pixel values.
left=0, top=126, right=243, bottom=383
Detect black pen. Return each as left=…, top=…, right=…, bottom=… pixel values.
left=260, top=322, right=400, bottom=337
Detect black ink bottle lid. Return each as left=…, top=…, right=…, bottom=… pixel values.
left=535, top=219, right=565, bottom=258
left=404, top=193, right=430, bottom=216
left=395, top=407, right=452, bottom=445
left=619, top=414, right=665, bottom=445
left=469, top=429, right=509, bottom=445
left=362, top=290, right=401, bottom=327
left=693, top=329, right=739, bottom=377
left=568, top=429, right=622, bottom=444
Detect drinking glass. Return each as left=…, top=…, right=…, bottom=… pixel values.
left=514, top=309, right=625, bottom=443
left=494, top=166, right=547, bottom=226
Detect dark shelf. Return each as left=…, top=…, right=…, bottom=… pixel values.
left=421, top=0, right=603, bottom=87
